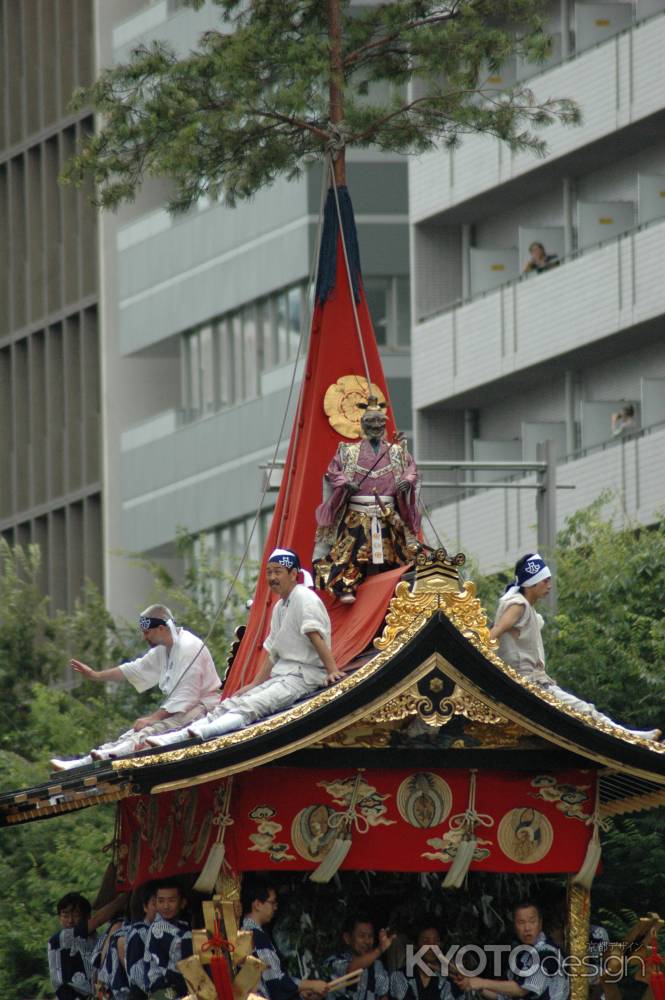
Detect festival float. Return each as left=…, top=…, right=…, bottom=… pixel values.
left=2, top=175, right=665, bottom=1000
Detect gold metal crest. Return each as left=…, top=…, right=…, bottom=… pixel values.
left=324, top=375, right=386, bottom=439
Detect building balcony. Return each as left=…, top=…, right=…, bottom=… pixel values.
left=412, top=213, right=665, bottom=412
left=425, top=420, right=665, bottom=574
left=409, top=8, right=665, bottom=224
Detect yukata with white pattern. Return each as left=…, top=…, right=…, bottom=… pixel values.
left=390, top=969, right=458, bottom=1000
left=242, top=915, right=301, bottom=1000
left=508, top=932, right=569, bottom=1000
left=324, top=952, right=390, bottom=1000
left=47, top=922, right=98, bottom=999
left=142, top=915, right=192, bottom=996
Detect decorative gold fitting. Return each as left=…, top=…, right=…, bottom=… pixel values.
left=412, top=547, right=466, bottom=595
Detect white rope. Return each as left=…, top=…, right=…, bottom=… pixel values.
left=327, top=153, right=373, bottom=389
left=164, top=164, right=330, bottom=697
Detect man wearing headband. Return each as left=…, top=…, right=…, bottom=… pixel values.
left=491, top=554, right=660, bottom=740
left=50, top=603, right=221, bottom=770
left=147, top=549, right=344, bottom=746
left=314, top=396, right=420, bottom=604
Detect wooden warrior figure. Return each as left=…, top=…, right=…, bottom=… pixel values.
left=313, top=397, right=420, bottom=603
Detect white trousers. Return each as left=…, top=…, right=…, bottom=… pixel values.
left=209, top=672, right=323, bottom=726
left=93, top=701, right=210, bottom=754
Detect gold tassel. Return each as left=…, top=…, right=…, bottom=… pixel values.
left=309, top=771, right=363, bottom=884
left=193, top=779, right=234, bottom=895
left=573, top=783, right=605, bottom=890
left=442, top=770, right=492, bottom=890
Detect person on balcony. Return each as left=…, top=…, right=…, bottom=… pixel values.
left=50, top=605, right=221, bottom=770
left=313, top=397, right=420, bottom=604
left=523, top=242, right=559, bottom=274
left=490, top=554, right=660, bottom=741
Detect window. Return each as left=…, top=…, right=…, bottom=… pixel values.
left=364, top=276, right=411, bottom=347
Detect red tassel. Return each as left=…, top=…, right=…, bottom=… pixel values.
left=647, top=940, right=665, bottom=1000
left=201, top=917, right=235, bottom=1000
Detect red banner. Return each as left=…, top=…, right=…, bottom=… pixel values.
left=117, top=767, right=596, bottom=887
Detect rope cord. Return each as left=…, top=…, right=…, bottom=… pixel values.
left=327, top=154, right=373, bottom=389
left=168, top=161, right=328, bottom=697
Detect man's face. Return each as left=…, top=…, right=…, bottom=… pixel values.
left=361, top=410, right=387, bottom=440
left=345, top=921, right=375, bottom=956
left=417, top=927, right=441, bottom=970
left=530, top=577, right=552, bottom=601
left=141, top=624, right=168, bottom=648
left=266, top=563, right=298, bottom=598
left=58, top=905, right=82, bottom=930
left=155, top=887, right=183, bottom=921
left=144, top=895, right=158, bottom=922
left=254, top=889, right=278, bottom=926
left=514, top=906, right=542, bottom=945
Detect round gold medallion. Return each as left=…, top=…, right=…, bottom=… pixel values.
left=323, top=375, right=386, bottom=439
left=291, top=804, right=338, bottom=861
left=497, top=807, right=553, bottom=864
left=396, top=773, right=453, bottom=828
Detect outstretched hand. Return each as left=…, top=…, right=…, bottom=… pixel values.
left=70, top=658, right=96, bottom=680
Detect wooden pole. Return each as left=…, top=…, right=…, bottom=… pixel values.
left=327, top=0, right=347, bottom=185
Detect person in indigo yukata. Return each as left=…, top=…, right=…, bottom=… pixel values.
left=390, top=924, right=458, bottom=1000
left=325, top=914, right=395, bottom=1000
left=48, top=891, right=127, bottom=1000
left=241, top=877, right=328, bottom=1000
left=125, top=882, right=159, bottom=1000
left=147, top=549, right=343, bottom=747
left=314, top=397, right=420, bottom=603
left=51, top=604, right=221, bottom=770
left=452, top=901, right=568, bottom=1000
left=92, top=912, right=131, bottom=1000
left=135, top=879, right=192, bottom=998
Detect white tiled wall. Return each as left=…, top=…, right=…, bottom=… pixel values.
left=412, top=216, right=665, bottom=411
left=409, top=13, right=665, bottom=222
left=426, top=425, right=665, bottom=573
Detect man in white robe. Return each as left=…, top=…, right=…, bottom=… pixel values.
left=148, top=549, right=344, bottom=747
left=50, top=604, right=221, bottom=769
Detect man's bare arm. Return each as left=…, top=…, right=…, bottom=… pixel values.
left=306, top=631, right=345, bottom=684
left=70, top=659, right=125, bottom=683
left=133, top=708, right=173, bottom=732
left=489, top=604, right=523, bottom=642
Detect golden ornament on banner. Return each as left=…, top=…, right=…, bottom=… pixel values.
left=324, top=376, right=386, bottom=439
left=291, top=804, right=339, bottom=861
left=396, top=773, right=453, bottom=828
left=497, top=807, right=553, bottom=864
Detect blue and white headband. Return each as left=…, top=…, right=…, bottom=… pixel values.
left=266, top=548, right=314, bottom=587
left=139, top=614, right=178, bottom=642
left=504, top=554, right=551, bottom=597
left=267, top=548, right=300, bottom=571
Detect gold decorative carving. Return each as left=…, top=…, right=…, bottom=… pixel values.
left=323, top=375, right=386, bottom=439
left=568, top=881, right=591, bottom=1000
left=462, top=721, right=532, bottom=748
left=313, top=723, right=395, bottom=749
left=364, top=682, right=507, bottom=729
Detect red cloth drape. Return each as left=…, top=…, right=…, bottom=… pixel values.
left=117, top=768, right=598, bottom=887
left=223, top=237, right=397, bottom=695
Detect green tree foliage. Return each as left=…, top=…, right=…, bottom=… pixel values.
left=474, top=496, right=665, bottom=944
left=0, top=534, right=251, bottom=998
left=62, top=0, right=579, bottom=211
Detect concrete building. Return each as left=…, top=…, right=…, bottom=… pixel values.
left=0, top=0, right=101, bottom=608
left=97, top=1, right=412, bottom=619
left=410, top=0, right=665, bottom=572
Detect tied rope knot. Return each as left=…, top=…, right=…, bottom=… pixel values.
left=326, top=123, right=348, bottom=157
left=201, top=919, right=236, bottom=957
left=327, top=771, right=370, bottom=835
left=448, top=771, right=492, bottom=837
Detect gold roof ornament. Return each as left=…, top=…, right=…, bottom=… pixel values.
left=323, top=375, right=386, bottom=438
